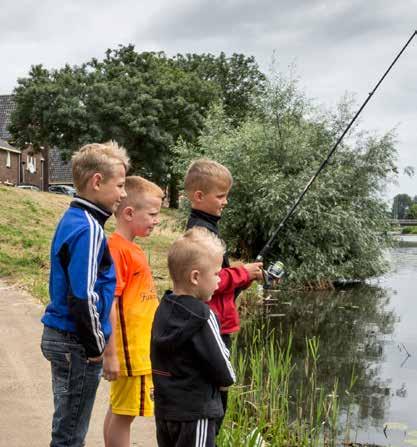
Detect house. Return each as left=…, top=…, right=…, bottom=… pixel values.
left=0, top=94, right=47, bottom=190
left=0, top=95, right=21, bottom=186
left=0, top=95, right=73, bottom=189
left=20, top=144, right=48, bottom=191
left=0, top=137, right=20, bottom=185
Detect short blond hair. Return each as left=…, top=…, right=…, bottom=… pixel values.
left=168, top=227, right=225, bottom=286
left=72, top=141, right=130, bottom=192
left=115, top=176, right=164, bottom=216
left=184, top=159, right=233, bottom=196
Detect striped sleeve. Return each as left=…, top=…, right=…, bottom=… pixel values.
left=191, top=310, right=236, bottom=387
left=67, top=212, right=105, bottom=357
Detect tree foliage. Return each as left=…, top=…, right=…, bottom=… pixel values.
left=10, top=47, right=267, bottom=206
left=406, top=203, right=417, bottom=219
left=172, top=52, right=266, bottom=124
left=11, top=47, right=220, bottom=183
left=10, top=51, right=226, bottom=181
left=173, top=75, right=398, bottom=284
left=391, top=193, right=413, bottom=219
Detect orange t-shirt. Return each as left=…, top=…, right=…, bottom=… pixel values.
left=108, top=232, right=159, bottom=376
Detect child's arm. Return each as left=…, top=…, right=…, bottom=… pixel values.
left=216, top=262, right=263, bottom=294
left=103, top=299, right=120, bottom=381
left=66, top=225, right=107, bottom=359
left=191, top=310, right=236, bottom=387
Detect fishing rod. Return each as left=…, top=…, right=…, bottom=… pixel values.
left=257, top=30, right=417, bottom=278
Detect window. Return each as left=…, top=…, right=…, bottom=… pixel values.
left=27, top=155, right=36, bottom=173
left=6, top=151, right=11, bottom=168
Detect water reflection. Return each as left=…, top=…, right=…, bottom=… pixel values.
left=241, top=238, right=417, bottom=446
left=257, top=287, right=396, bottom=432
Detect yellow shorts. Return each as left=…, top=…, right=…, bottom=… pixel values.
left=110, top=374, right=154, bottom=417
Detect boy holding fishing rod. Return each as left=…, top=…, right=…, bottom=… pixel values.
left=184, top=159, right=264, bottom=434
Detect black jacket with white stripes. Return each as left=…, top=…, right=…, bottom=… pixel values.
left=151, top=291, right=236, bottom=421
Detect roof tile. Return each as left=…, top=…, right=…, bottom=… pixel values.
left=0, top=95, right=15, bottom=140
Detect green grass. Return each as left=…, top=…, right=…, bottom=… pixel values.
left=0, top=186, right=180, bottom=303
left=217, top=327, right=351, bottom=447
left=401, top=226, right=417, bottom=234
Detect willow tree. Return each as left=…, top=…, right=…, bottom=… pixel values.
left=173, top=75, right=398, bottom=284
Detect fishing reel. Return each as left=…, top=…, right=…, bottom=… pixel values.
left=262, top=260, right=285, bottom=289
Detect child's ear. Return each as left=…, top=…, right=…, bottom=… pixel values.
left=190, top=269, right=199, bottom=286
left=193, top=190, right=204, bottom=203
left=123, top=206, right=134, bottom=220
left=91, top=173, right=103, bottom=191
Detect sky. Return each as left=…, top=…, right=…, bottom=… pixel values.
left=1, top=0, right=416, bottom=200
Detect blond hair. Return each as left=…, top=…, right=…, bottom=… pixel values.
left=72, top=141, right=130, bottom=192
left=184, top=159, right=232, bottom=196
left=168, top=227, right=225, bottom=286
left=115, top=175, right=164, bottom=216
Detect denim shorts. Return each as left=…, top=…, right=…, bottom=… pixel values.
left=41, top=325, right=103, bottom=447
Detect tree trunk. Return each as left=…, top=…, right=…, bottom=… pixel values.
left=168, top=175, right=179, bottom=209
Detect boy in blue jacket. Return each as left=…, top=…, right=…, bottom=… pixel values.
left=41, top=141, right=130, bottom=447
left=151, top=227, right=236, bottom=447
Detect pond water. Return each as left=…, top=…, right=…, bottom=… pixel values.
left=250, top=235, right=417, bottom=446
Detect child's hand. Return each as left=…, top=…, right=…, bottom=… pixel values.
left=243, top=262, right=263, bottom=281
left=103, top=353, right=120, bottom=381
left=87, top=354, right=103, bottom=363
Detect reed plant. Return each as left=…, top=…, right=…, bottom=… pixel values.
left=217, top=327, right=343, bottom=446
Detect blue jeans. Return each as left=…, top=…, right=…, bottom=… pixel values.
left=41, top=325, right=103, bottom=447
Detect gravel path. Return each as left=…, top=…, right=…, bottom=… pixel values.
left=0, top=280, right=157, bottom=447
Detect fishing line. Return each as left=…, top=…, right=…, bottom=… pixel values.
left=257, top=30, right=417, bottom=264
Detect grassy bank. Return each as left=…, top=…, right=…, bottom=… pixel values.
left=401, top=226, right=417, bottom=235
left=0, top=185, right=180, bottom=303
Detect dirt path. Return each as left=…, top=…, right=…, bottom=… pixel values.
left=0, top=280, right=157, bottom=447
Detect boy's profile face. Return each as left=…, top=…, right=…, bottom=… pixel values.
left=194, top=252, right=223, bottom=302
left=130, top=195, right=162, bottom=237
left=194, top=185, right=230, bottom=217
left=94, top=164, right=127, bottom=213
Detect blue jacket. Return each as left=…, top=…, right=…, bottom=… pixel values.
left=42, top=197, right=116, bottom=357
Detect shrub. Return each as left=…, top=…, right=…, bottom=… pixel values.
left=173, top=73, right=397, bottom=285
left=401, top=226, right=417, bottom=234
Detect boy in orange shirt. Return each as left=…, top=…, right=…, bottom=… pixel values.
left=103, top=176, right=164, bottom=447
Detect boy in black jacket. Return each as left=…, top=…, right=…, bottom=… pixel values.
left=151, top=227, right=236, bottom=447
